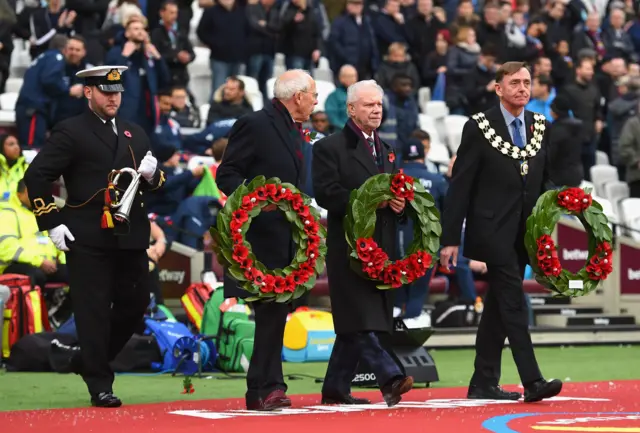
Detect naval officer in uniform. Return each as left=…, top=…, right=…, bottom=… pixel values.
left=24, top=65, right=166, bottom=408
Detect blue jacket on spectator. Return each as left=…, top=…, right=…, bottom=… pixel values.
left=328, top=13, right=379, bottom=75
left=54, top=59, right=92, bottom=125
left=16, top=48, right=68, bottom=120
left=105, top=41, right=171, bottom=136
left=196, top=3, right=247, bottom=62
left=153, top=114, right=182, bottom=153
left=380, top=91, right=419, bottom=152
left=182, top=118, right=236, bottom=155
left=325, top=86, right=348, bottom=129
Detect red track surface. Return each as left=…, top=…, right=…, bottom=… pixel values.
left=3, top=381, right=640, bottom=433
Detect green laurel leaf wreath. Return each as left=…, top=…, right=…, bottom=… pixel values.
left=210, top=176, right=327, bottom=303
left=343, top=171, right=441, bottom=289
left=524, top=186, right=614, bottom=297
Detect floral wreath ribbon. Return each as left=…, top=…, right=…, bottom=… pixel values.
left=471, top=112, right=546, bottom=176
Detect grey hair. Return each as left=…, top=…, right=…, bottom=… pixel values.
left=273, top=69, right=313, bottom=100
left=346, top=80, right=384, bottom=104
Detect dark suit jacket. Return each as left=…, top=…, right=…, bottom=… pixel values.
left=216, top=102, right=303, bottom=299
left=312, top=124, right=399, bottom=334
left=24, top=108, right=165, bottom=250
left=441, top=106, right=552, bottom=266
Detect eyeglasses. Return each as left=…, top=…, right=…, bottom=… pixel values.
left=301, top=90, right=319, bottom=99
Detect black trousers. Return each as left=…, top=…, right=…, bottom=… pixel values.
left=246, top=300, right=290, bottom=401
left=66, top=244, right=149, bottom=397
left=4, top=262, right=68, bottom=289
left=470, top=251, right=542, bottom=388
left=323, top=332, right=403, bottom=395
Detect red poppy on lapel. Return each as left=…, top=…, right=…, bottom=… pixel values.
left=388, top=152, right=396, bottom=163
left=530, top=124, right=534, bottom=133
left=124, top=130, right=132, bottom=138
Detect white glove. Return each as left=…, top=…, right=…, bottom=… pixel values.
left=49, top=224, right=75, bottom=252
left=138, top=151, right=157, bottom=183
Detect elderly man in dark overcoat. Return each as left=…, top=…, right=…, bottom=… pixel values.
left=216, top=69, right=317, bottom=411
left=312, top=79, right=413, bottom=407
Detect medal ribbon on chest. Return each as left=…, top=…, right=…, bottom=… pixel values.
left=472, top=112, right=546, bottom=176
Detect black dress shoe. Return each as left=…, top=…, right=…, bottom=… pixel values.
left=91, top=392, right=122, bottom=408
left=467, top=385, right=522, bottom=401
left=524, top=379, right=563, bottom=403
left=321, top=394, right=371, bottom=405
left=382, top=376, right=414, bottom=407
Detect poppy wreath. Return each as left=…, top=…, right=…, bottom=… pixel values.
left=210, top=176, right=327, bottom=303
left=344, top=171, right=441, bottom=289
left=524, top=186, right=614, bottom=297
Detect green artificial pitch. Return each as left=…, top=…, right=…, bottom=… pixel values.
left=1, top=345, right=638, bottom=412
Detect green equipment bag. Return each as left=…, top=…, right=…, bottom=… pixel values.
left=201, top=289, right=255, bottom=373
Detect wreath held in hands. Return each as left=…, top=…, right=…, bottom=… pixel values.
left=524, top=186, right=613, bottom=297
left=210, top=176, right=327, bottom=303
left=343, top=171, right=442, bottom=289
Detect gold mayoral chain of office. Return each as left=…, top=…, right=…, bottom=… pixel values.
left=471, top=112, right=546, bottom=176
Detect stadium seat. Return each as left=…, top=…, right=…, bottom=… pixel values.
left=429, top=142, right=451, bottom=165
left=199, top=103, right=210, bottom=126
left=315, top=79, right=336, bottom=112
left=443, top=114, right=469, bottom=153
left=418, top=114, right=444, bottom=144
left=247, top=90, right=264, bottom=111
left=424, top=100, right=448, bottom=119
left=236, top=75, right=260, bottom=94
left=5, top=77, right=23, bottom=93
left=590, top=165, right=619, bottom=197
left=604, top=181, right=629, bottom=216
left=266, top=77, right=276, bottom=99
left=0, top=92, right=18, bottom=110
left=595, top=150, right=610, bottom=166
left=418, top=87, right=431, bottom=113
left=620, top=198, right=640, bottom=241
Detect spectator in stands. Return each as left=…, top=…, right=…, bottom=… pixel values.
left=372, top=0, right=408, bottom=56
left=65, top=0, right=110, bottom=65
left=309, top=111, right=332, bottom=135
left=551, top=39, right=573, bottom=89
left=153, top=88, right=183, bottom=152
left=375, top=42, right=420, bottom=92
left=279, top=0, right=323, bottom=70
left=603, top=8, right=637, bottom=63
left=394, top=138, right=448, bottom=320
left=547, top=93, right=584, bottom=187
left=449, top=0, right=480, bottom=39
left=475, top=3, right=505, bottom=59
left=609, top=76, right=640, bottom=180
left=196, top=0, right=247, bottom=97
left=147, top=0, right=197, bottom=35
left=0, top=8, right=18, bottom=94
left=0, top=134, right=26, bottom=198
left=206, top=76, right=253, bottom=125
left=380, top=73, right=419, bottom=155
left=542, top=0, right=579, bottom=48
left=598, top=56, right=628, bottom=104
left=105, top=19, right=171, bottom=136
left=0, top=179, right=68, bottom=289
left=325, top=64, right=358, bottom=129
left=15, top=34, right=84, bottom=149
left=17, top=0, right=76, bottom=60
left=406, top=0, right=445, bottom=81
left=246, top=0, right=281, bottom=100
left=571, top=12, right=604, bottom=62
left=463, top=43, right=498, bottom=114
left=446, top=25, right=480, bottom=114
left=526, top=74, right=554, bottom=120
left=562, top=57, right=602, bottom=181
left=328, top=0, right=379, bottom=80
left=618, top=101, right=640, bottom=197
left=101, top=0, right=143, bottom=31
left=147, top=219, right=167, bottom=304
left=170, top=85, right=200, bottom=128
left=151, top=0, right=195, bottom=87
left=54, top=36, right=90, bottom=125
left=409, top=129, right=438, bottom=172
left=421, top=29, right=449, bottom=89
left=146, top=144, right=205, bottom=217
left=629, top=62, right=640, bottom=77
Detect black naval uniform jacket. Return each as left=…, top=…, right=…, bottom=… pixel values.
left=24, top=109, right=166, bottom=250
